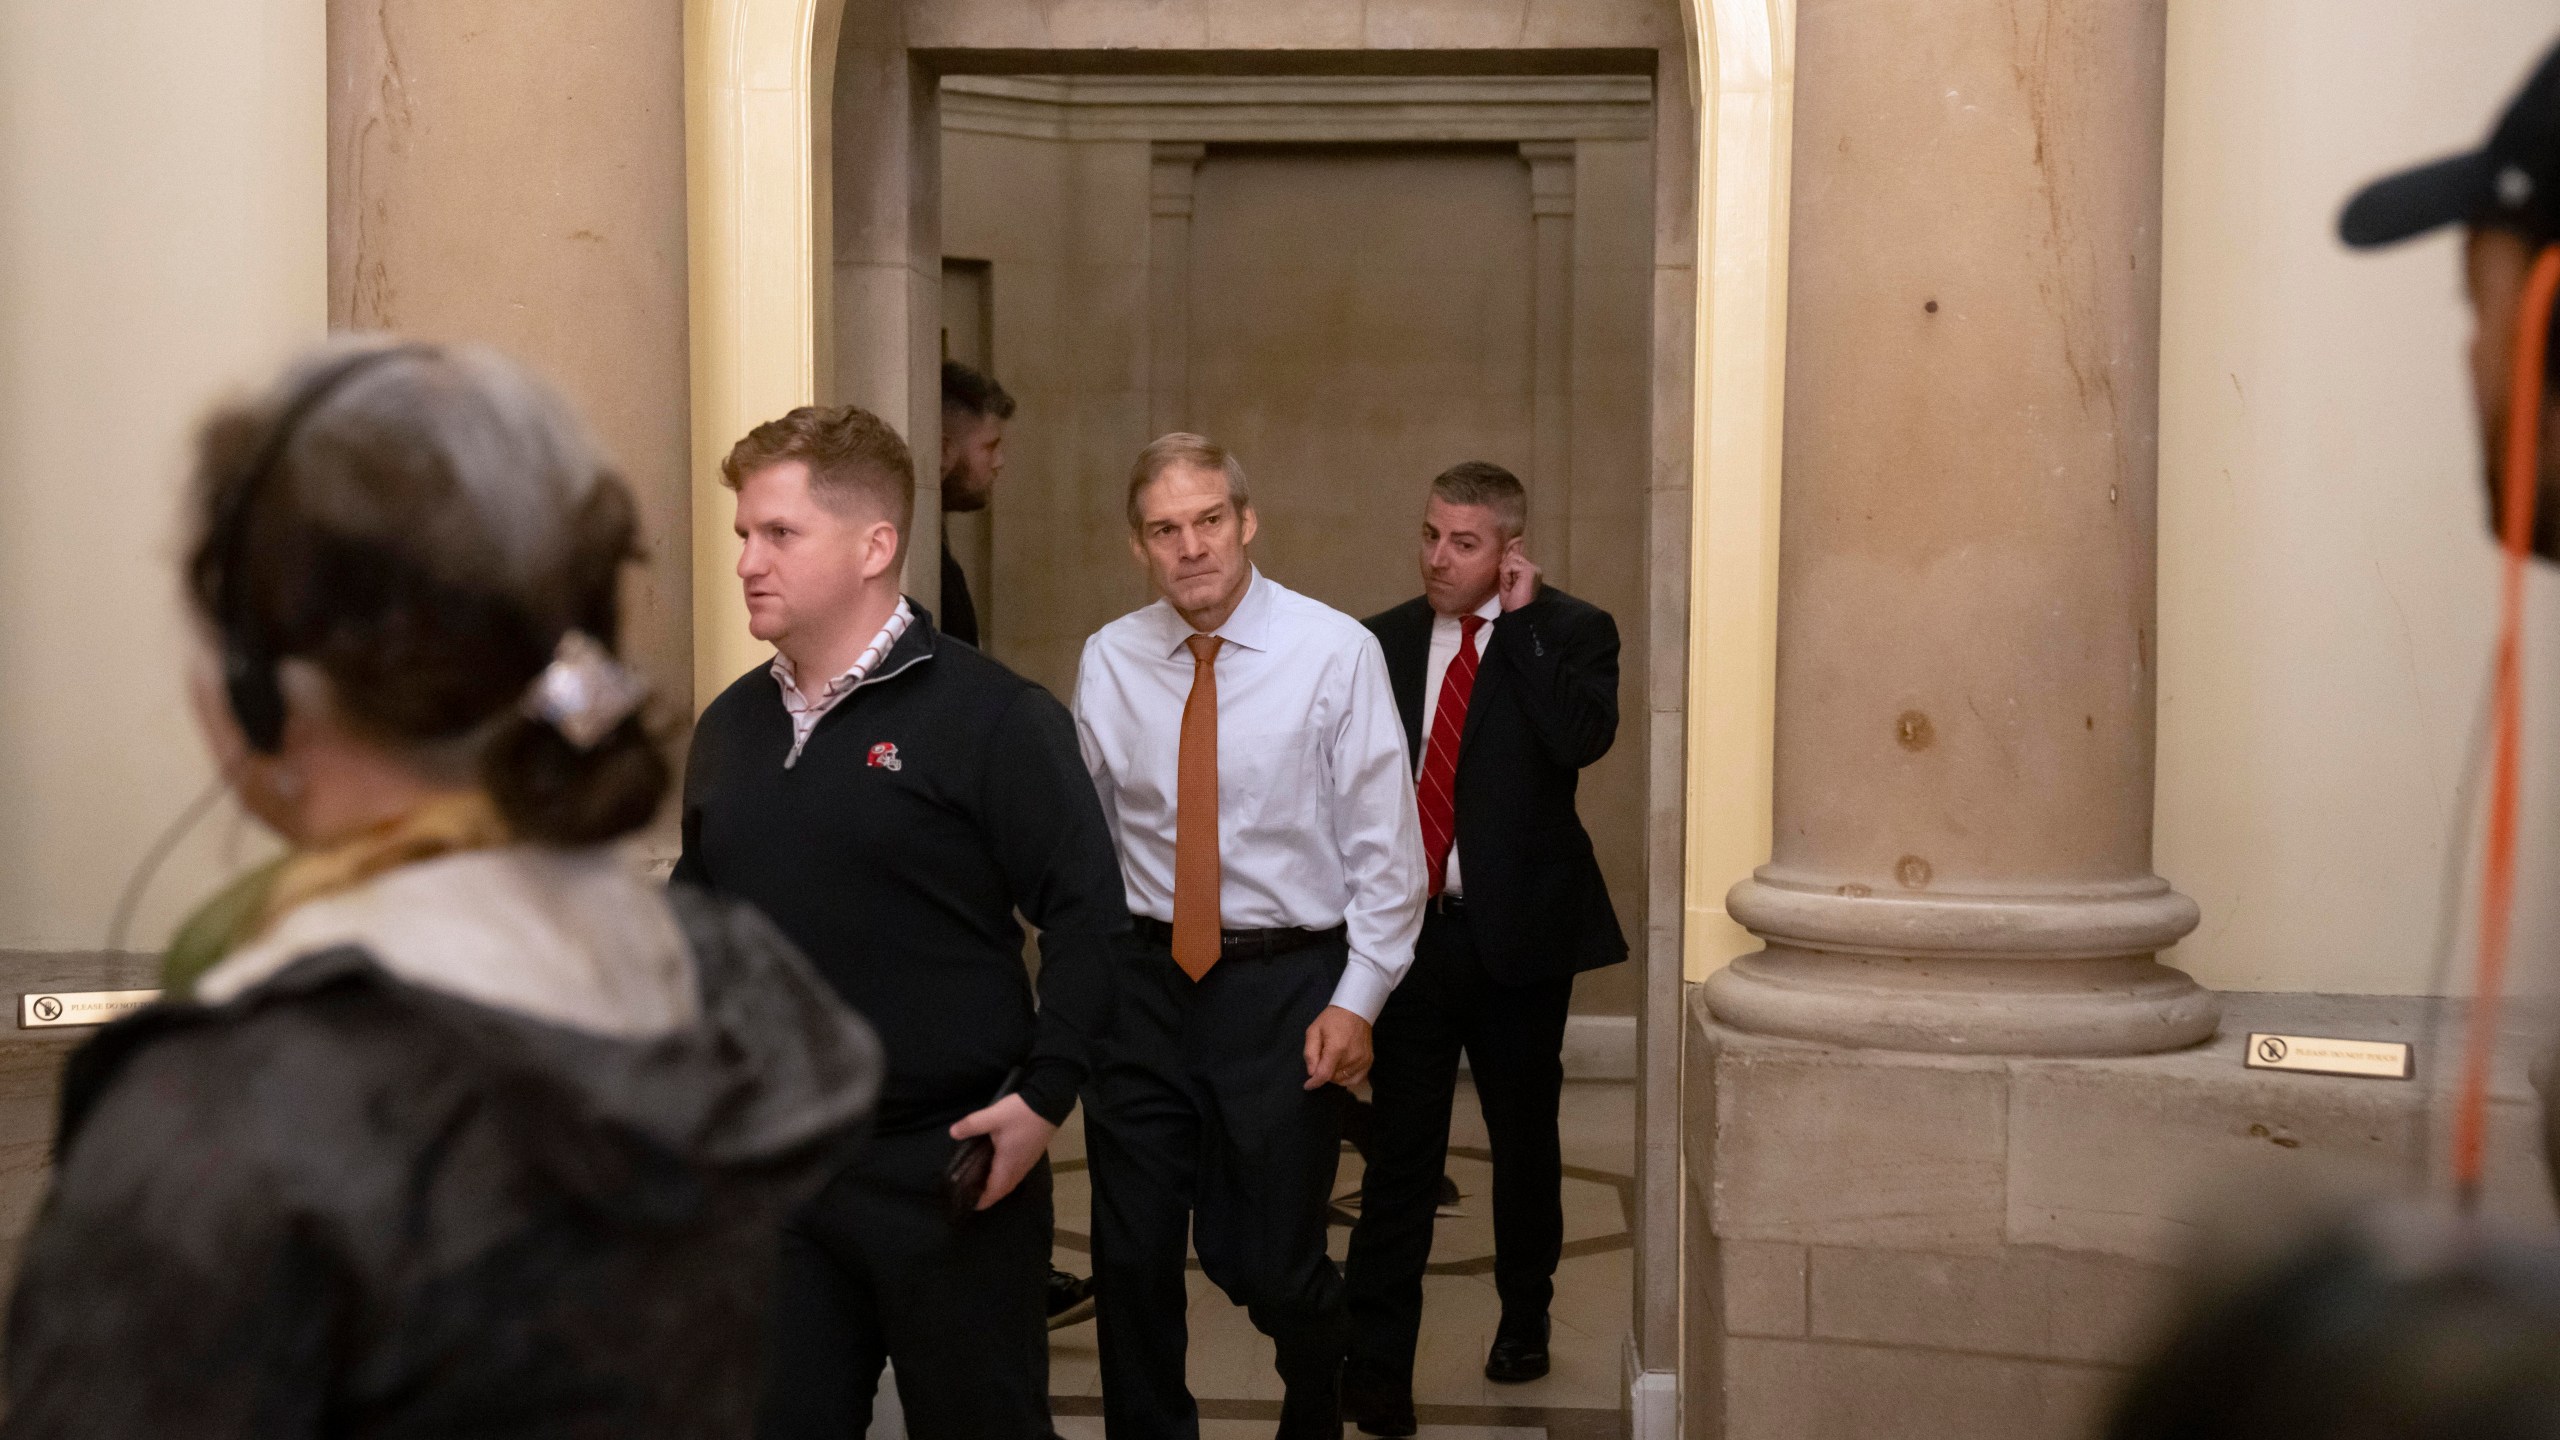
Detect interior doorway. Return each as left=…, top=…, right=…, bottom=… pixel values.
left=923, top=69, right=1656, bottom=1434
left=682, top=2, right=1790, bottom=1432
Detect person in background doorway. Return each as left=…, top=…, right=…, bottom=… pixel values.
left=938, top=359, right=1013, bottom=650
left=675, top=404, right=1127, bottom=1438
left=1074, top=433, right=1425, bottom=1440
left=1340, top=461, right=1626, bottom=1434
left=2, top=339, right=881, bottom=1439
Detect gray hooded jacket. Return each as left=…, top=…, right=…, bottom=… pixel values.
left=0, top=884, right=879, bottom=1439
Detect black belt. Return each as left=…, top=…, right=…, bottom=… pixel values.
left=1131, top=916, right=1346, bottom=960
left=1429, top=893, right=1466, bottom=916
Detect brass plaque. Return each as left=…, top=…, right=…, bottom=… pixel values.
left=2244, top=1032, right=2412, bottom=1080
left=20, top=989, right=161, bottom=1030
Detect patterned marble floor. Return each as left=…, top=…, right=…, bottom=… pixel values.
left=870, top=1078, right=1636, bottom=1439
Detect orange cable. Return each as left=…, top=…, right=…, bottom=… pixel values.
left=2452, top=242, right=2560, bottom=1207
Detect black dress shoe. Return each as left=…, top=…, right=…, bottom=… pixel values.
left=1483, top=1315, right=1551, bottom=1383
left=1342, top=1368, right=1417, bottom=1438
left=1044, top=1268, right=1096, bottom=1330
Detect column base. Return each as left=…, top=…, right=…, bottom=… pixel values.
left=1705, top=949, right=2220, bottom=1056
left=1715, top=871, right=2217, bottom=1056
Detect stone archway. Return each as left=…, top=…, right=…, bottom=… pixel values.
left=680, top=4, right=1796, bottom=1430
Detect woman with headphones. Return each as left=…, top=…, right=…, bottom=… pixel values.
left=0, top=340, right=880, bottom=1438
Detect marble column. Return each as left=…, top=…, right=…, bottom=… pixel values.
left=1707, top=0, right=2215, bottom=1056
left=1147, top=143, right=1206, bottom=437
left=832, top=0, right=944, bottom=607
left=328, top=0, right=692, bottom=710
left=1522, top=140, right=1575, bottom=585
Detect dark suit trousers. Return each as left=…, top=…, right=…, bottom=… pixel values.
left=758, top=1129, right=1055, bottom=1440
left=1343, top=907, right=1573, bottom=1394
left=1086, top=933, right=1350, bottom=1440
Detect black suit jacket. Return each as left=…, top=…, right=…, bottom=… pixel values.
left=1365, top=587, right=1628, bottom=986
left=939, top=540, right=980, bottom=650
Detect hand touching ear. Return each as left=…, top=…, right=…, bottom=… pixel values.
left=1497, top=538, right=1542, bottom=612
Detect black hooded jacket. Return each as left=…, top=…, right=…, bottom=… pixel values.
left=0, top=887, right=879, bottom=1440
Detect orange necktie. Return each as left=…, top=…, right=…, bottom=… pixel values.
left=1173, top=634, right=1225, bottom=979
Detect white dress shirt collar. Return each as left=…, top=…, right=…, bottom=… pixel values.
left=1074, top=571, right=1425, bottom=1022
left=1433, top=592, right=1502, bottom=630
left=771, top=597, right=915, bottom=769
left=1148, top=566, right=1277, bottom=659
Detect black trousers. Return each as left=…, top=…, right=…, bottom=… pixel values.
left=1342, top=907, right=1573, bottom=1397
left=757, top=1127, right=1055, bottom=1440
left=1086, top=933, right=1350, bottom=1440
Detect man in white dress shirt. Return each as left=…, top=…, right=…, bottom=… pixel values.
left=1074, top=433, right=1425, bottom=1440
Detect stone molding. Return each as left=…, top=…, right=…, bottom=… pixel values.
left=0, top=951, right=161, bottom=1001
left=1705, top=952, right=2223, bottom=1057
left=938, top=73, right=1653, bottom=143
left=1717, top=869, right=2213, bottom=1055
left=1146, top=142, right=1207, bottom=434
left=1727, top=870, right=2201, bottom=961
left=1523, top=139, right=1577, bottom=584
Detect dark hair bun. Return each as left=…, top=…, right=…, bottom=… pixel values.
left=481, top=712, right=670, bottom=846
left=187, top=340, right=673, bottom=848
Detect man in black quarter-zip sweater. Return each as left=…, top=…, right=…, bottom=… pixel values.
left=674, top=404, right=1127, bottom=1440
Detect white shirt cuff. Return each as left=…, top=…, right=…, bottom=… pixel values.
left=1327, top=958, right=1396, bottom=1024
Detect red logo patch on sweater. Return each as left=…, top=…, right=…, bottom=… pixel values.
left=866, top=741, right=903, bottom=772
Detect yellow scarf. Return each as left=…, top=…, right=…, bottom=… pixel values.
left=161, top=791, right=512, bottom=999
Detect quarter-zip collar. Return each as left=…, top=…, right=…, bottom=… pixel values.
left=781, top=600, right=940, bottom=765
left=856, top=599, right=937, bottom=690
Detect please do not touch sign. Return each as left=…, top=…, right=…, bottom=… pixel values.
left=2243, top=1032, right=2413, bottom=1081
left=19, top=990, right=161, bottom=1030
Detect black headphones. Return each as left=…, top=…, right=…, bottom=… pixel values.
left=209, top=345, right=426, bottom=754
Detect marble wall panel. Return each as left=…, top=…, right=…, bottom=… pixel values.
left=2005, top=1056, right=2460, bottom=1265
left=327, top=0, right=692, bottom=711
left=1708, top=1045, right=2010, bottom=1250
left=1182, top=146, right=1538, bottom=620
left=1722, top=1336, right=2125, bottom=1440
left=1723, top=1239, right=1810, bottom=1339
left=1805, top=1244, right=2178, bottom=1367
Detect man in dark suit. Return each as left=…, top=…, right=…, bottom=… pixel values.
left=937, top=360, right=1011, bottom=650
left=1342, top=460, right=1628, bottom=1434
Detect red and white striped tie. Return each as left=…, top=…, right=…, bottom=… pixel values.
left=1417, top=615, right=1485, bottom=898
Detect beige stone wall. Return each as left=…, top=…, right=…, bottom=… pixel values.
left=0, top=0, right=324, bottom=951
left=1186, top=147, right=1538, bottom=616
left=0, top=0, right=697, bottom=952
left=331, top=0, right=694, bottom=714
left=2155, top=0, right=2560, bottom=995
left=941, top=125, right=1158, bottom=686
left=941, top=100, right=1657, bottom=1015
